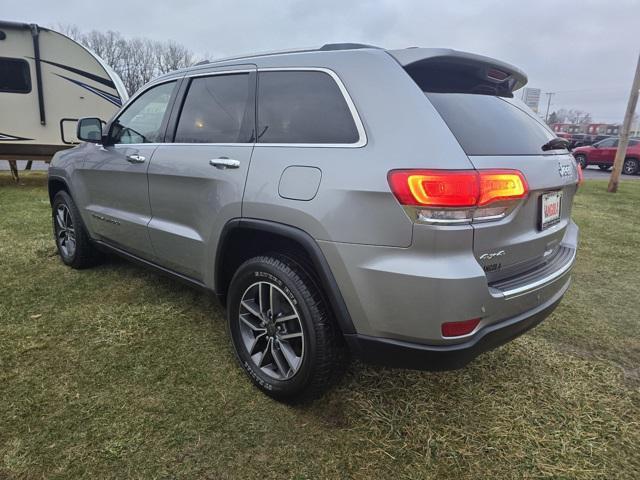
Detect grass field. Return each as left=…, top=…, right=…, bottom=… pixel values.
left=1, top=172, right=639, bottom=479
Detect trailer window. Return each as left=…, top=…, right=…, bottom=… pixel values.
left=0, top=58, right=31, bottom=94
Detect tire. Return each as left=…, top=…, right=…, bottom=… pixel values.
left=598, top=165, right=611, bottom=171
left=622, top=158, right=639, bottom=175
left=574, top=154, right=587, bottom=169
left=52, top=191, right=101, bottom=269
left=227, top=254, right=344, bottom=402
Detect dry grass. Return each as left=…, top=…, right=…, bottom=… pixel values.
left=1, top=172, right=639, bottom=479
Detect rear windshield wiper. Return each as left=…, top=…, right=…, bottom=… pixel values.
left=541, top=137, right=570, bottom=151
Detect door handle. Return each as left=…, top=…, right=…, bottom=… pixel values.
left=126, top=154, right=146, bottom=164
left=209, top=157, right=240, bottom=169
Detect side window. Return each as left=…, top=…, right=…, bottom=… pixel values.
left=257, top=71, right=359, bottom=144
left=597, top=138, right=616, bottom=148
left=0, top=57, right=31, bottom=93
left=110, top=81, right=176, bottom=145
left=174, top=73, right=254, bottom=143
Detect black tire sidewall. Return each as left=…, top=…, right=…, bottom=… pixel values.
left=227, top=257, right=320, bottom=399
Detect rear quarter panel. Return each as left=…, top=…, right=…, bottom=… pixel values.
left=242, top=50, right=475, bottom=247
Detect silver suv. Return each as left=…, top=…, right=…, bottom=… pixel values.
left=48, top=44, right=580, bottom=401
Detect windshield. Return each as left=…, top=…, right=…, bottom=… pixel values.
left=426, top=92, right=558, bottom=156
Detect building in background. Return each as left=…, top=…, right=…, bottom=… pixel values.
left=520, top=87, right=541, bottom=112
left=585, top=124, right=620, bottom=136
left=551, top=122, right=621, bottom=137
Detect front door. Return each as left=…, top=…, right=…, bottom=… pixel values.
left=146, top=66, right=256, bottom=283
left=80, top=80, right=179, bottom=259
left=590, top=138, right=617, bottom=165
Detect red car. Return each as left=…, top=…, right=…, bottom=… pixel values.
left=572, top=138, right=640, bottom=175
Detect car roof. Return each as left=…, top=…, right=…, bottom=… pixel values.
left=153, top=44, right=527, bottom=92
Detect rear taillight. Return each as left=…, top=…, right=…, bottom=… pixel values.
left=388, top=169, right=528, bottom=224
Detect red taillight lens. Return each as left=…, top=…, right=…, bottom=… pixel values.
left=441, top=318, right=481, bottom=337
left=477, top=170, right=528, bottom=206
left=388, top=170, right=479, bottom=207
left=388, top=169, right=528, bottom=208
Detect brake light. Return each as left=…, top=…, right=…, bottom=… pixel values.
left=477, top=171, right=528, bottom=205
left=389, top=171, right=479, bottom=207
left=441, top=318, right=481, bottom=337
left=388, top=169, right=527, bottom=207
left=387, top=169, right=528, bottom=224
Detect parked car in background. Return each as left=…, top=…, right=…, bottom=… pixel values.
left=48, top=44, right=580, bottom=401
left=572, top=138, right=640, bottom=174
left=567, top=133, right=591, bottom=150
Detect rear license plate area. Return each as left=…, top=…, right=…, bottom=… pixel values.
left=540, top=191, right=562, bottom=230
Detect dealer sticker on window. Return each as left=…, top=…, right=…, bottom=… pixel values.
left=540, top=191, right=562, bottom=230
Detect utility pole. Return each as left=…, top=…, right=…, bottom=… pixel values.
left=544, top=92, right=555, bottom=123
left=608, top=52, right=640, bottom=193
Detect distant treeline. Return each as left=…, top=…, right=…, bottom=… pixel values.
left=58, top=25, right=198, bottom=95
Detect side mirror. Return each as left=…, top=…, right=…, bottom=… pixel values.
left=77, top=117, right=103, bottom=143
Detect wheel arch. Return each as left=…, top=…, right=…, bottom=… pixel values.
left=48, top=175, right=72, bottom=205
left=215, top=218, right=356, bottom=335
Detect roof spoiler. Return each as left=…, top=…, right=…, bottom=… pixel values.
left=388, top=48, right=527, bottom=97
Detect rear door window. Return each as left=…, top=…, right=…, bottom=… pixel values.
left=257, top=71, right=359, bottom=144
left=174, top=73, right=254, bottom=143
left=426, top=92, right=557, bottom=155
left=0, top=57, right=31, bottom=93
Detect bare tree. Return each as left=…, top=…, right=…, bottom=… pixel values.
left=53, top=24, right=197, bottom=96
left=156, top=41, right=194, bottom=74
left=554, top=108, right=594, bottom=125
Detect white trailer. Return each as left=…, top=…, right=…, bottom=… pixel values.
left=0, top=21, right=127, bottom=176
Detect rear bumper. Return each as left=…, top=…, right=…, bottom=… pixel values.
left=344, top=278, right=568, bottom=371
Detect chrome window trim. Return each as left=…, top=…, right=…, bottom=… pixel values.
left=122, top=67, right=368, bottom=148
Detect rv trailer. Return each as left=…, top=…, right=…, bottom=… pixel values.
left=0, top=21, right=127, bottom=169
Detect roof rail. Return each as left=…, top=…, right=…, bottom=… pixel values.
left=200, top=43, right=382, bottom=66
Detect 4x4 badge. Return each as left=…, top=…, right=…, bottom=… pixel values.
left=479, top=250, right=505, bottom=260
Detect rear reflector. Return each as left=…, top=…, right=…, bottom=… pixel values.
left=441, top=318, right=481, bottom=337
left=388, top=169, right=528, bottom=208
left=576, top=163, right=584, bottom=186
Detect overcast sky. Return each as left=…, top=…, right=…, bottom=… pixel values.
left=6, top=0, right=639, bottom=123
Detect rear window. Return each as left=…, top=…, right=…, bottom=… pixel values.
left=257, top=71, right=359, bottom=144
left=426, top=93, right=557, bottom=155
left=0, top=57, right=31, bottom=93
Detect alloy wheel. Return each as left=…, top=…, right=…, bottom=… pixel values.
left=55, top=204, right=76, bottom=258
left=238, top=281, right=305, bottom=380
left=623, top=159, right=637, bottom=175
